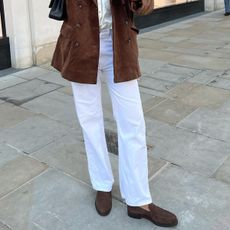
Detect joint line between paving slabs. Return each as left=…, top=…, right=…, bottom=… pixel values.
left=176, top=123, right=229, bottom=144
left=148, top=162, right=170, bottom=182
left=32, top=221, right=47, bottom=230
left=0, top=168, right=49, bottom=202
left=0, top=218, right=13, bottom=230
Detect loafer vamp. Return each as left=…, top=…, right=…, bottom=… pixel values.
left=148, top=203, right=178, bottom=227
left=127, top=203, right=178, bottom=227
left=95, top=191, right=112, bottom=216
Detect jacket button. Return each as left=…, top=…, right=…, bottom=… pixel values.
left=125, top=20, right=128, bottom=25
left=128, top=38, right=131, bottom=43
left=76, top=23, right=81, bottom=28
left=78, top=4, right=82, bottom=8
left=75, top=42, right=80, bottom=47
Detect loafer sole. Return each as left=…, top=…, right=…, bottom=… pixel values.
left=127, top=210, right=178, bottom=227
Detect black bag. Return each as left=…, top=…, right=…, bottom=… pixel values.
left=48, top=0, right=67, bottom=21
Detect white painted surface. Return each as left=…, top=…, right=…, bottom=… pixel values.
left=3, top=0, right=61, bottom=68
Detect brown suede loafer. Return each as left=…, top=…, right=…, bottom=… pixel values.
left=95, top=191, right=112, bottom=216
left=127, top=203, right=178, bottom=227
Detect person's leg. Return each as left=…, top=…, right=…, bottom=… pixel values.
left=224, top=0, right=230, bottom=14
left=102, top=29, right=152, bottom=207
left=97, top=28, right=178, bottom=226
left=71, top=69, right=114, bottom=192
left=107, top=77, right=152, bottom=206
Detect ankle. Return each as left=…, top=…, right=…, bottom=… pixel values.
left=139, top=204, right=151, bottom=211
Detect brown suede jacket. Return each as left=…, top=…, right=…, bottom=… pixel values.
left=51, top=0, right=142, bottom=84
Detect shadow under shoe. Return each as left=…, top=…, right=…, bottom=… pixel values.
left=127, top=203, right=178, bottom=227
left=95, top=191, right=112, bottom=216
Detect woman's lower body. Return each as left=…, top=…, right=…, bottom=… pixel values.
left=70, top=28, right=152, bottom=206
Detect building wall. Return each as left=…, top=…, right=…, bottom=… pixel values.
left=4, top=0, right=61, bottom=68
left=2, top=0, right=225, bottom=69
left=205, top=0, right=224, bottom=11
left=27, top=0, right=62, bottom=66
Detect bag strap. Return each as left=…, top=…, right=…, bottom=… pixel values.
left=49, top=0, right=55, bottom=8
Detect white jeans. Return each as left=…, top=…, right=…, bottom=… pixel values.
left=71, top=28, right=152, bottom=206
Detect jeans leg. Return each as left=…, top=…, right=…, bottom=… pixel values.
left=106, top=76, right=152, bottom=206
left=101, top=29, right=152, bottom=206
left=71, top=73, right=114, bottom=192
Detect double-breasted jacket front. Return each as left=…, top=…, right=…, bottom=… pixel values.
left=51, top=0, right=141, bottom=84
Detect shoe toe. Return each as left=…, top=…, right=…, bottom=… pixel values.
left=149, top=203, right=178, bottom=227
left=95, top=191, right=112, bottom=216
left=95, top=200, right=111, bottom=215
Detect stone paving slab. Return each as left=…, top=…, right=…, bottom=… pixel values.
left=170, top=54, right=230, bottom=70
left=0, top=75, right=27, bottom=90
left=164, top=28, right=202, bottom=37
left=138, top=74, right=176, bottom=92
left=0, top=79, right=62, bottom=105
left=217, top=100, right=230, bottom=114
left=0, top=143, right=47, bottom=198
left=11, top=67, right=53, bottom=80
left=0, top=103, right=35, bottom=129
left=21, top=90, right=80, bottom=128
left=177, top=107, right=230, bottom=143
left=39, top=63, right=57, bottom=72
left=0, top=114, right=71, bottom=154
left=146, top=71, right=192, bottom=83
left=160, top=36, right=189, bottom=43
left=142, top=96, right=166, bottom=113
left=138, top=30, right=167, bottom=40
left=220, top=69, right=230, bottom=79
left=169, top=40, right=200, bottom=49
left=139, top=58, right=166, bottom=75
left=139, top=85, right=168, bottom=97
left=208, top=77, right=230, bottom=90
left=0, top=143, right=24, bottom=168
left=31, top=131, right=167, bottom=202
left=0, top=67, right=20, bottom=78
left=145, top=99, right=197, bottom=125
left=149, top=165, right=230, bottom=230
left=145, top=118, right=230, bottom=177
left=192, top=41, right=227, bottom=51
left=166, top=82, right=230, bottom=109
left=194, top=30, right=230, bottom=42
left=0, top=168, right=155, bottom=230
left=156, top=64, right=201, bottom=77
left=213, top=156, right=230, bottom=185
left=57, top=85, right=73, bottom=96
left=137, top=38, right=170, bottom=50
left=36, top=71, right=70, bottom=87
left=187, top=69, right=222, bottom=84
left=163, top=46, right=229, bottom=59
left=139, top=48, right=180, bottom=62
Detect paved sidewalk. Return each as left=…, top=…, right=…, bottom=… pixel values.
left=0, top=9, right=230, bottom=230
